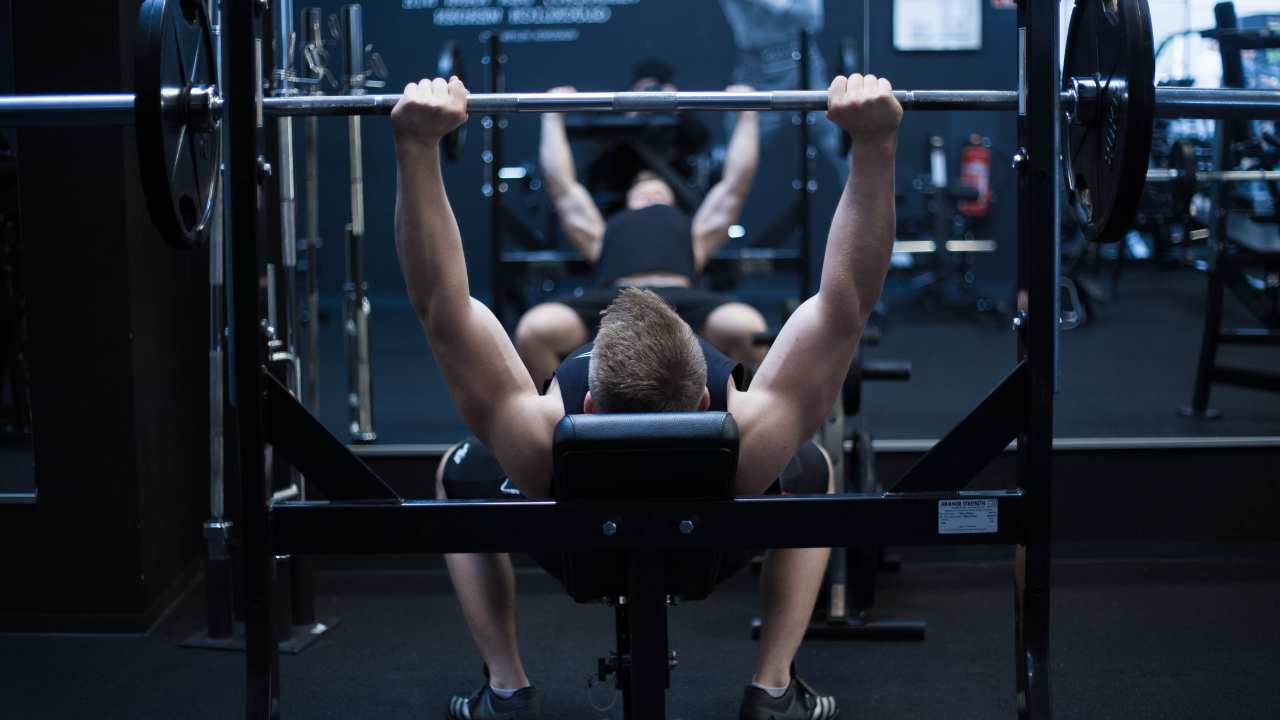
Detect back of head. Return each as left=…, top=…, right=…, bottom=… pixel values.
left=588, top=288, right=707, bottom=413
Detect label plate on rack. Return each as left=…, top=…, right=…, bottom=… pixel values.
left=938, top=499, right=998, bottom=534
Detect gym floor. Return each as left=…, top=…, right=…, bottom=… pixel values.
left=310, top=264, right=1280, bottom=446
left=3, top=544, right=1277, bottom=719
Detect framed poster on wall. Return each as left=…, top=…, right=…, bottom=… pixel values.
left=893, top=0, right=983, bottom=51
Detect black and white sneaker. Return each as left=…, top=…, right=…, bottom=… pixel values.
left=738, top=675, right=839, bottom=720
left=445, top=684, right=541, bottom=720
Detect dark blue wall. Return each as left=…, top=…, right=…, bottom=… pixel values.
left=295, top=1, right=1020, bottom=308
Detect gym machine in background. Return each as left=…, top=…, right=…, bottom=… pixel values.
left=299, top=7, right=328, bottom=416
left=898, top=133, right=1005, bottom=319
left=340, top=3, right=383, bottom=444
left=1183, top=2, right=1280, bottom=417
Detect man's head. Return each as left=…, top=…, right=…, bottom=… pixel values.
left=630, top=58, right=676, bottom=93
left=626, top=169, right=677, bottom=210
left=586, top=288, right=710, bottom=414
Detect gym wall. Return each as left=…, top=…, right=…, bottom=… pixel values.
left=0, top=0, right=208, bottom=633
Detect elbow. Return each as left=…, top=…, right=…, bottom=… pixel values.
left=410, top=296, right=433, bottom=327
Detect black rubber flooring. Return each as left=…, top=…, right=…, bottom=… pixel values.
left=2, top=548, right=1278, bottom=719
left=311, top=265, right=1280, bottom=445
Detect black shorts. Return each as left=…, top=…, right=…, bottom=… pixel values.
left=560, top=286, right=733, bottom=335
left=438, top=435, right=831, bottom=586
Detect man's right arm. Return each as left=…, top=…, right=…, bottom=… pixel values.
left=539, top=89, right=606, bottom=262
left=393, top=77, right=561, bottom=497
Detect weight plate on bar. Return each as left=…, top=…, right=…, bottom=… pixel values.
left=438, top=40, right=466, bottom=163
left=1062, top=0, right=1155, bottom=244
left=136, top=0, right=220, bottom=248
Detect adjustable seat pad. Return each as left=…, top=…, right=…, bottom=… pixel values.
left=550, top=412, right=740, bottom=602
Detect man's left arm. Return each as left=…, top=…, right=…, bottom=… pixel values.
left=691, top=87, right=759, bottom=271
left=729, top=75, right=900, bottom=495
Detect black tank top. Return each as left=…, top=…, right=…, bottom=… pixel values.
left=551, top=336, right=743, bottom=413
left=594, top=205, right=695, bottom=287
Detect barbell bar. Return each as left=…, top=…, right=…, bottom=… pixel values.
left=6, top=86, right=1280, bottom=127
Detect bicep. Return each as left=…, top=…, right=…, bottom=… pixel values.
left=427, top=298, right=539, bottom=441
left=427, top=300, right=560, bottom=496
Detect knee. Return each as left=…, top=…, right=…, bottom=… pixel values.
left=705, top=302, right=767, bottom=338
left=703, top=303, right=768, bottom=362
left=514, top=303, right=578, bottom=351
left=514, top=309, right=548, bottom=351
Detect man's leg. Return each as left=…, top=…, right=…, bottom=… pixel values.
left=436, top=445, right=531, bottom=691
left=514, top=301, right=590, bottom=387
left=701, top=301, right=769, bottom=369
left=753, top=445, right=835, bottom=688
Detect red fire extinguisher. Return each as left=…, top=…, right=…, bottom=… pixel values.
left=957, top=134, right=992, bottom=218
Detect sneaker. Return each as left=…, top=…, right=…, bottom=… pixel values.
left=739, top=675, right=839, bottom=720
left=446, top=684, right=541, bottom=720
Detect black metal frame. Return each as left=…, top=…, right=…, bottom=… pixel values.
left=229, top=0, right=1058, bottom=717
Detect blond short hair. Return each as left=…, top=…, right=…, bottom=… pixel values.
left=587, top=288, right=707, bottom=413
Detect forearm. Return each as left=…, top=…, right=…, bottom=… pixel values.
left=691, top=112, right=758, bottom=267
left=817, top=136, right=897, bottom=327
left=721, top=111, right=759, bottom=194
left=394, top=140, right=469, bottom=328
left=539, top=114, right=577, bottom=194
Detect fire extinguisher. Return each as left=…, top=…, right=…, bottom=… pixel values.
left=957, top=134, right=992, bottom=218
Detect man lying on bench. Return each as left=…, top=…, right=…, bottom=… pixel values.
left=391, top=73, right=901, bottom=720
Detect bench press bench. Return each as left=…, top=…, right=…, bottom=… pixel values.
left=269, top=374, right=1029, bottom=718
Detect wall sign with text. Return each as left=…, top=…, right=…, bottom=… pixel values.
left=893, top=0, right=983, bottom=52
left=403, top=0, right=646, bottom=42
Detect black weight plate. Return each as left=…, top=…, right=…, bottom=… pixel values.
left=1062, top=0, right=1155, bottom=244
left=437, top=40, right=466, bottom=163
left=136, top=0, right=220, bottom=248
left=1168, top=138, right=1199, bottom=215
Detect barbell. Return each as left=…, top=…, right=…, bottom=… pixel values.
left=3, top=0, right=1280, bottom=248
